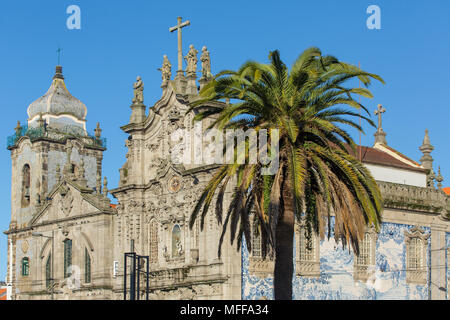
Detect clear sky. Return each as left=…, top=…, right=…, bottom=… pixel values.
left=0, top=0, right=449, bottom=281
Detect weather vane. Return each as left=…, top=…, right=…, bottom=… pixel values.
left=56, top=46, right=63, bottom=65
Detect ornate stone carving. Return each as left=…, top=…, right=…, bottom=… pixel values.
left=200, top=46, right=212, bottom=79
left=404, top=226, right=429, bottom=285
left=295, top=221, right=320, bottom=278
left=159, top=55, right=172, bottom=83
left=132, top=76, right=144, bottom=105
left=168, top=176, right=182, bottom=193
left=353, top=226, right=378, bottom=282
left=184, top=44, right=198, bottom=74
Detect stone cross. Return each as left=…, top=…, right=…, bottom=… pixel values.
left=374, top=104, right=386, bottom=131
left=169, top=17, right=190, bottom=72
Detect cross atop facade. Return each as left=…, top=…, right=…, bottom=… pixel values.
left=56, top=47, right=63, bottom=66
left=374, top=104, right=386, bottom=131
left=169, top=17, right=190, bottom=73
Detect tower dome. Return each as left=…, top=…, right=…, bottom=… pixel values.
left=27, top=66, right=87, bottom=134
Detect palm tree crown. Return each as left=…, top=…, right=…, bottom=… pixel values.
left=188, top=47, right=384, bottom=299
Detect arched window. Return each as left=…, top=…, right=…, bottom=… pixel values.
left=299, top=229, right=315, bottom=262
left=171, top=225, right=182, bottom=257
left=84, top=248, right=91, bottom=283
left=45, top=254, right=51, bottom=288
left=252, top=220, right=262, bottom=258
left=407, top=237, right=423, bottom=270
left=63, top=239, right=72, bottom=278
left=21, top=257, right=29, bottom=276
left=356, top=233, right=372, bottom=266
left=405, top=227, right=429, bottom=284
left=21, top=164, right=31, bottom=207
left=71, top=163, right=78, bottom=176
left=149, top=220, right=158, bottom=263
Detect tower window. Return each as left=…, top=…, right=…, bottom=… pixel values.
left=64, top=239, right=72, bottom=278
left=21, top=257, right=29, bottom=276
left=21, top=164, right=31, bottom=207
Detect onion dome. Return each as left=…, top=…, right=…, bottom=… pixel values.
left=27, top=66, right=87, bottom=132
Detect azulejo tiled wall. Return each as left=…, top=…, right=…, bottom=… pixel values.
left=242, top=220, right=431, bottom=300
left=446, top=232, right=450, bottom=300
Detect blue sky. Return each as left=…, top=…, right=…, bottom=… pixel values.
left=0, top=0, right=449, bottom=280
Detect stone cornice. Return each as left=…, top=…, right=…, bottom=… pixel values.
left=4, top=210, right=114, bottom=235
left=378, top=180, right=449, bottom=219
left=110, top=164, right=220, bottom=196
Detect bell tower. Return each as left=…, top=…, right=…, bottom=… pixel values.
left=7, top=66, right=106, bottom=228
left=6, top=66, right=107, bottom=296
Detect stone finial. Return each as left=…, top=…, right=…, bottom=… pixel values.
left=96, top=172, right=102, bottom=194
left=436, top=166, right=444, bottom=189
left=419, top=129, right=434, bottom=172
left=94, top=122, right=102, bottom=139
left=428, top=169, right=436, bottom=189
left=15, top=121, right=21, bottom=135
left=103, top=176, right=108, bottom=197
left=374, top=104, right=387, bottom=145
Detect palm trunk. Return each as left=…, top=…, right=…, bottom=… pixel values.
left=274, top=171, right=294, bottom=300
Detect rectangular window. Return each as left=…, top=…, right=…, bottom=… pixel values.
left=299, top=230, right=314, bottom=261
left=21, top=257, right=29, bottom=276
left=252, top=222, right=262, bottom=258
left=64, top=239, right=72, bottom=278
left=356, top=233, right=371, bottom=266
left=408, top=238, right=422, bottom=270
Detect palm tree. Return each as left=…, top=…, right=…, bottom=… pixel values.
left=188, top=48, right=384, bottom=300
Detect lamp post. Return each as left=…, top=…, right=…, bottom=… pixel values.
left=32, top=231, right=54, bottom=300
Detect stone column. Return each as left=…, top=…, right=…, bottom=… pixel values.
left=430, top=223, right=447, bottom=300
left=129, top=103, right=146, bottom=124
left=185, top=73, right=198, bottom=96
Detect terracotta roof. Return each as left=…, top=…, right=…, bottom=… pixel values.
left=442, top=187, right=450, bottom=196
left=110, top=204, right=117, bottom=209
left=0, top=288, right=7, bottom=300
left=345, top=145, right=427, bottom=173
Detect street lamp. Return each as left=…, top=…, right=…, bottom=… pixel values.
left=32, top=231, right=54, bottom=300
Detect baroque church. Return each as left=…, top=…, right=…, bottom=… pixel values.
left=4, top=21, right=450, bottom=300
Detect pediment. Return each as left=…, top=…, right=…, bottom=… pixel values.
left=30, top=180, right=111, bottom=226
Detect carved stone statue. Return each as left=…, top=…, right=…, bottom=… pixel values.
left=176, top=239, right=184, bottom=256
left=160, top=55, right=172, bottom=82
left=184, top=44, right=198, bottom=74
left=132, top=76, right=144, bottom=104
left=200, top=46, right=211, bottom=79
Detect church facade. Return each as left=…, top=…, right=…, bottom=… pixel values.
left=4, top=43, right=450, bottom=300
